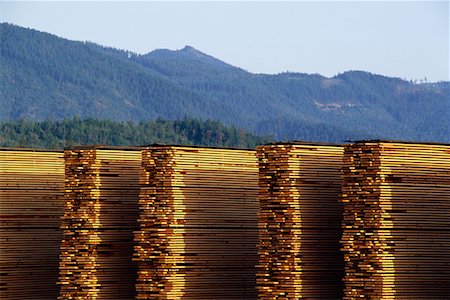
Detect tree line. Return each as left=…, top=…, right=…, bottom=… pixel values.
left=0, top=118, right=272, bottom=150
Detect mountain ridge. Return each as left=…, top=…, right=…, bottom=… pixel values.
left=1, top=23, right=449, bottom=142
left=146, top=45, right=236, bottom=70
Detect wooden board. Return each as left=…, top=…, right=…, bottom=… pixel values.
left=58, top=148, right=141, bottom=299
left=341, top=141, right=450, bottom=299
left=256, top=144, right=345, bottom=299
left=134, top=146, right=259, bottom=299
left=0, top=149, right=65, bottom=299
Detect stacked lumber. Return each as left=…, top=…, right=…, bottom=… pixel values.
left=134, top=146, right=259, bottom=299
left=256, top=143, right=345, bottom=299
left=341, top=141, right=450, bottom=299
left=0, top=149, right=65, bottom=299
left=58, top=147, right=141, bottom=299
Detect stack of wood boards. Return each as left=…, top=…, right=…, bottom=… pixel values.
left=58, top=147, right=141, bottom=299
left=135, top=146, right=259, bottom=299
left=341, top=141, right=450, bottom=299
left=257, top=143, right=345, bottom=299
left=0, top=149, right=65, bottom=299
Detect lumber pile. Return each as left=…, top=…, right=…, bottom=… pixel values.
left=0, top=149, right=65, bottom=299
left=58, top=147, right=141, bottom=299
left=341, top=141, right=450, bottom=299
left=134, top=146, right=259, bottom=299
left=256, top=143, right=345, bottom=299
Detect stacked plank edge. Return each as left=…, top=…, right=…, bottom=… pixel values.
left=3, top=141, right=449, bottom=299
left=256, top=144, right=345, bottom=299
left=341, top=141, right=450, bottom=299
left=58, top=148, right=141, bottom=299
left=0, top=149, right=65, bottom=299
left=134, top=146, right=259, bottom=299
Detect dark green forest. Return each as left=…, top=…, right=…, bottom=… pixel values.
left=0, top=118, right=271, bottom=149
left=1, top=23, right=449, bottom=143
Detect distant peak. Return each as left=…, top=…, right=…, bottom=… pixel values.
left=144, top=45, right=239, bottom=70
left=179, top=45, right=207, bottom=57
left=148, top=45, right=207, bottom=58
left=181, top=45, right=197, bottom=52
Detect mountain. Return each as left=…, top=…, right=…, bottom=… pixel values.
left=145, top=45, right=235, bottom=70
left=1, top=23, right=449, bottom=142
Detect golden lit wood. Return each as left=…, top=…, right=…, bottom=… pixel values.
left=256, top=143, right=345, bottom=299
left=0, top=149, right=65, bottom=299
left=134, top=146, right=259, bottom=299
left=341, top=141, right=450, bottom=299
left=58, top=147, right=141, bottom=299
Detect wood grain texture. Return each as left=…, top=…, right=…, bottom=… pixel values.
left=58, top=148, right=141, bottom=299
left=341, top=141, right=450, bottom=299
left=134, top=146, right=259, bottom=299
left=256, top=144, right=345, bottom=299
left=0, top=150, right=65, bottom=299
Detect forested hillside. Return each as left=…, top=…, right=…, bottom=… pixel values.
left=0, top=119, right=271, bottom=149
left=1, top=23, right=449, bottom=142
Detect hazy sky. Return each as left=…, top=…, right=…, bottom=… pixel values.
left=1, top=1, right=449, bottom=82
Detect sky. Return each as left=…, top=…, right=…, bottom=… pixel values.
left=1, top=1, right=449, bottom=82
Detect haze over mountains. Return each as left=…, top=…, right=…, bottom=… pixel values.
left=1, top=23, right=449, bottom=142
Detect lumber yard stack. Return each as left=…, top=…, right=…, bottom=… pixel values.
left=0, top=149, right=65, bottom=299
left=256, top=143, right=345, bottom=299
left=134, top=146, right=259, bottom=299
left=58, top=147, right=141, bottom=299
left=341, top=141, right=450, bottom=299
